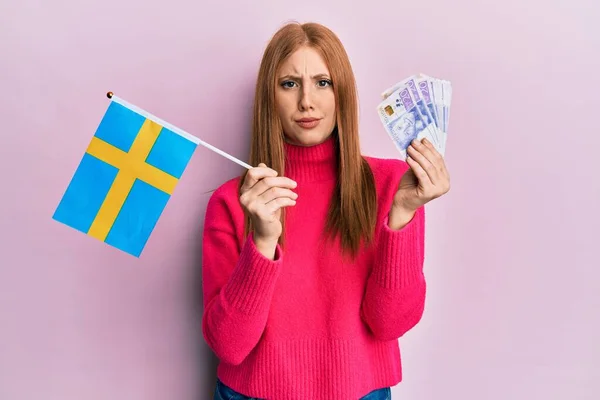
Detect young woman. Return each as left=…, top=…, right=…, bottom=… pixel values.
left=202, top=21, right=450, bottom=400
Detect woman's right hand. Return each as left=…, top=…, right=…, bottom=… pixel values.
left=239, top=163, right=298, bottom=257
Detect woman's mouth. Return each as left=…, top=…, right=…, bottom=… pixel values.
left=296, top=118, right=321, bottom=129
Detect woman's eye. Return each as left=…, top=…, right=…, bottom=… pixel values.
left=281, top=81, right=296, bottom=88
left=318, top=79, right=332, bottom=87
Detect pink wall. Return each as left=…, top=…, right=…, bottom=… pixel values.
left=1, top=0, right=599, bottom=399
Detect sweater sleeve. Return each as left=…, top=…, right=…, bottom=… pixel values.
left=360, top=205, right=426, bottom=341
left=201, top=190, right=283, bottom=365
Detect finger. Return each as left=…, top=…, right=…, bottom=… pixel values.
left=241, top=163, right=278, bottom=192
left=420, top=138, right=441, bottom=160
left=414, top=140, right=451, bottom=195
left=421, top=139, right=448, bottom=176
left=248, top=176, right=298, bottom=198
left=413, top=139, right=439, bottom=167
left=258, top=186, right=298, bottom=204
left=406, top=155, right=432, bottom=186
left=263, top=197, right=297, bottom=216
left=407, top=142, right=439, bottom=184
left=242, top=167, right=275, bottom=192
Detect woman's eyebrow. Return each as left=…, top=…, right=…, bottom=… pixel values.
left=279, top=73, right=331, bottom=80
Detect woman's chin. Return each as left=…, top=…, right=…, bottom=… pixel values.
left=284, top=131, right=333, bottom=147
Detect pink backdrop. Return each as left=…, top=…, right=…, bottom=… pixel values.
left=1, top=0, right=599, bottom=399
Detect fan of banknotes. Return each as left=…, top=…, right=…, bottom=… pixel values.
left=377, top=73, right=452, bottom=160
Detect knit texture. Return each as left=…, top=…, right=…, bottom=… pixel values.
left=201, top=136, right=426, bottom=399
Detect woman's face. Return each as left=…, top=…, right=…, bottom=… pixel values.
left=275, top=46, right=336, bottom=146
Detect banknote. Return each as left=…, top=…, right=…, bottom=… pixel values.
left=381, top=76, right=442, bottom=152
left=379, top=73, right=452, bottom=159
left=376, top=84, right=439, bottom=161
left=421, top=74, right=451, bottom=151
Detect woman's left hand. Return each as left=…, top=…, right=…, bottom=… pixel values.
left=390, top=138, right=451, bottom=224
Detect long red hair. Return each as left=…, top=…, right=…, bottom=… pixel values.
left=240, top=21, right=377, bottom=259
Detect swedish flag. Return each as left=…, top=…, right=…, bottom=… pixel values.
left=53, top=96, right=199, bottom=257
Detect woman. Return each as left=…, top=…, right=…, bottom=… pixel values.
left=202, top=21, right=450, bottom=400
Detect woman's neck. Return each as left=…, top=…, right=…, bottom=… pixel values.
left=283, top=135, right=338, bottom=183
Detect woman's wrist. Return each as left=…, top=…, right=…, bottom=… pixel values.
left=253, top=235, right=279, bottom=260
left=387, top=204, right=417, bottom=230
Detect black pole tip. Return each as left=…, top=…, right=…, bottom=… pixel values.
left=106, top=91, right=113, bottom=99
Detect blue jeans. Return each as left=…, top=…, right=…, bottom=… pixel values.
left=213, top=378, right=391, bottom=400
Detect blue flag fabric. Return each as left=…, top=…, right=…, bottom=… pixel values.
left=53, top=97, right=198, bottom=257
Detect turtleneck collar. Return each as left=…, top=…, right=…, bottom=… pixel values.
left=283, top=135, right=338, bottom=183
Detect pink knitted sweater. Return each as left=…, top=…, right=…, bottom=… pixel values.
left=201, top=136, right=426, bottom=399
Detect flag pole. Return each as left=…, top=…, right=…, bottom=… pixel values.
left=106, top=92, right=253, bottom=170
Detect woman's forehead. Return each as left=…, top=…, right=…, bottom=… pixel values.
left=278, top=47, right=330, bottom=76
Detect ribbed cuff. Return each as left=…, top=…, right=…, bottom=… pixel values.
left=223, top=232, right=283, bottom=315
left=372, top=207, right=424, bottom=289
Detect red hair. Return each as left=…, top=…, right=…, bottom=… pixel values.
left=240, top=21, right=377, bottom=259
